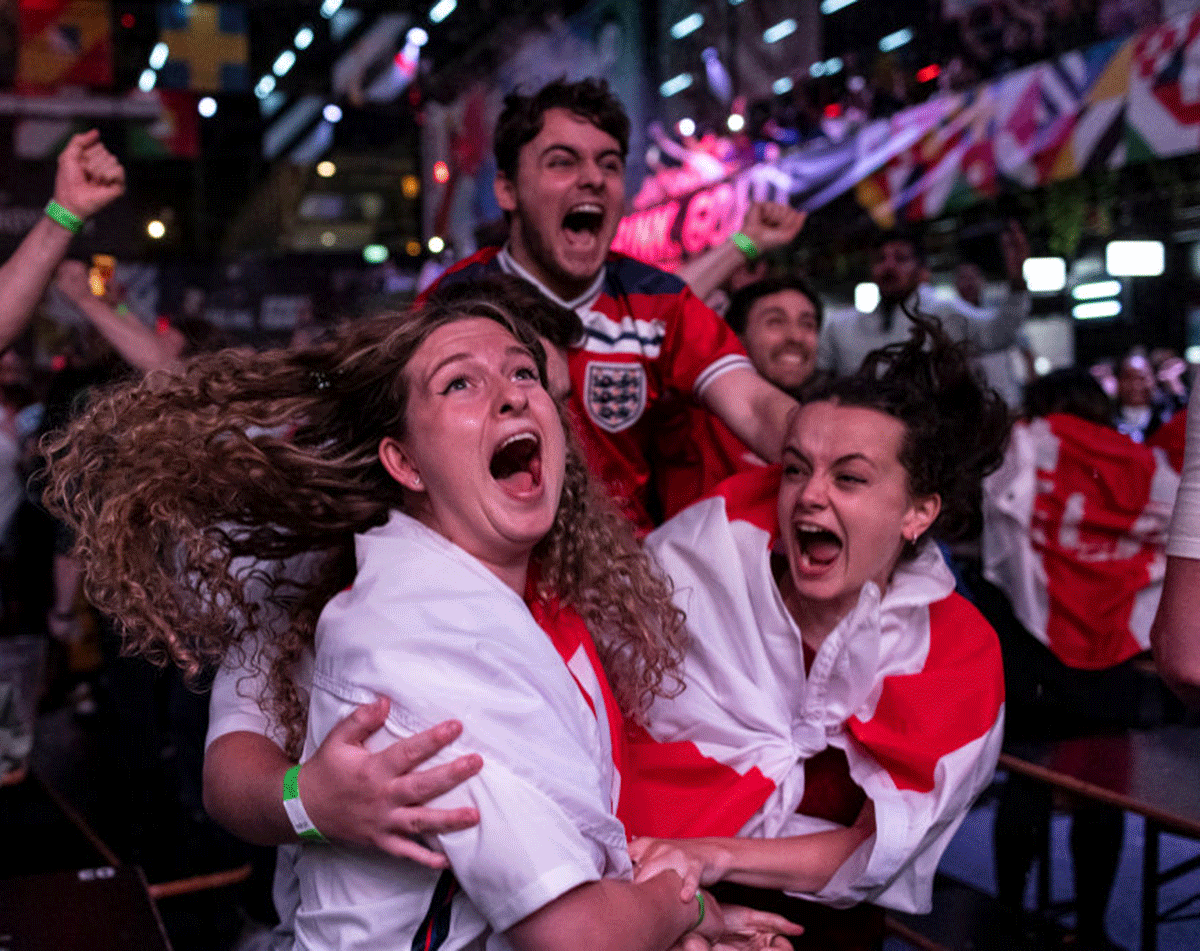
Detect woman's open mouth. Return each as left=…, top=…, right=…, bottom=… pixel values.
left=794, top=523, right=842, bottom=573
left=490, top=432, right=543, bottom=497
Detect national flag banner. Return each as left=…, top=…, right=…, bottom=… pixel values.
left=125, top=89, right=199, bottom=158
left=17, top=0, right=113, bottom=92
left=1127, top=11, right=1200, bottom=161
left=156, top=2, right=248, bottom=92
left=983, top=414, right=1179, bottom=671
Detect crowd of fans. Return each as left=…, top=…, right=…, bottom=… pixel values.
left=2, top=73, right=1199, bottom=951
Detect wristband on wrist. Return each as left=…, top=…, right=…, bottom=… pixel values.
left=45, top=200, right=84, bottom=234
left=688, top=892, right=706, bottom=933
left=282, top=764, right=327, bottom=842
left=730, top=231, right=759, bottom=261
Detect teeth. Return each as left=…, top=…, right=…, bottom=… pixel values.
left=499, top=432, right=538, bottom=450
left=568, top=203, right=603, bottom=214
left=797, top=524, right=827, bottom=534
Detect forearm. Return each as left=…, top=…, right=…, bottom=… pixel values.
left=694, top=824, right=872, bottom=894
left=705, top=369, right=797, bottom=463
left=508, top=874, right=699, bottom=951
left=677, top=238, right=752, bottom=303
left=203, top=731, right=299, bottom=845
left=963, top=289, right=1029, bottom=353
left=72, top=296, right=181, bottom=374
left=0, top=217, right=75, bottom=351
left=1151, top=555, right=1200, bottom=707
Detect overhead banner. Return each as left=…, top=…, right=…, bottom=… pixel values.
left=622, top=8, right=1200, bottom=267
left=16, top=0, right=112, bottom=92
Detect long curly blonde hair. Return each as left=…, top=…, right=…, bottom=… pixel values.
left=43, top=283, right=685, bottom=756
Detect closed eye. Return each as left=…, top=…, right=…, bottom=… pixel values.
left=837, top=473, right=867, bottom=485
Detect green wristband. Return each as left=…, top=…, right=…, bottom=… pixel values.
left=730, top=231, right=759, bottom=261
left=282, top=764, right=327, bottom=842
left=45, top=200, right=84, bottom=234
left=689, top=891, right=706, bottom=933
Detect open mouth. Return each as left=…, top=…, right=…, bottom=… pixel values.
left=562, top=203, right=605, bottom=238
left=490, top=432, right=543, bottom=495
left=795, top=523, right=842, bottom=570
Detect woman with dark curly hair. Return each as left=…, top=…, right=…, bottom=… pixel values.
left=623, top=315, right=1011, bottom=950
left=42, top=287, right=796, bottom=951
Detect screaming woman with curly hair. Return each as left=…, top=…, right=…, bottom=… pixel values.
left=42, top=280, right=798, bottom=951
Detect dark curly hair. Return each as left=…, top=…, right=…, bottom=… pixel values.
left=802, top=310, right=1010, bottom=545
left=1023, top=366, right=1113, bottom=428
left=494, top=77, right=630, bottom=181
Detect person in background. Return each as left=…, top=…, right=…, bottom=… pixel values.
left=1113, top=349, right=1173, bottom=443
left=818, top=223, right=1029, bottom=377
left=0, top=130, right=124, bottom=353
left=656, top=276, right=824, bottom=520
left=426, top=78, right=798, bottom=533
left=979, top=367, right=1185, bottom=951
left=954, top=260, right=1035, bottom=409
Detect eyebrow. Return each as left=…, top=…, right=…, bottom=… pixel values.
left=425, top=345, right=535, bottom=388
left=781, top=445, right=877, bottom=468
left=541, top=143, right=624, bottom=164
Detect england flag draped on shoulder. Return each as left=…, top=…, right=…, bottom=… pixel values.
left=983, top=414, right=1179, bottom=670
left=632, top=468, right=1005, bottom=914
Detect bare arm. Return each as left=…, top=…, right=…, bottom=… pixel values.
left=203, top=698, right=483, bottom=864
left=629, top=802, right=876, bottom=897
left=676, top=202, right=807, bottom=303
left=701, top=365, right=798, bottom=463
left=508, top=875, right=799, bottom=951
left=1150, top=555, right=1200, bottom=707
left=0, top=130, right=125, bottom=352
left=55, top=261, right=183, bottom=374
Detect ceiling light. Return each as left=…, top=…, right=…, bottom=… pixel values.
left=773, top=77, right=793, bottom=95
left=273, top=50, right=296, bottom=76
left=138, top=68, right=157, bottom=92
left=320, top=0, right=343, bottom=18
left=1072, top=279, right=1122, bottom=300
left=429, top=0, right=456, bottom=24
left=323, top=103, right=342, bottom=123
left=763, top=19, right=797, bottom=44
left=1073, top=300, right=1122, bottom=319
left=677, top=118, right=695, bottom=137
left=316, top=160, right=336, bottom=177
left=407, top=27, right=429, bottom=47
left=855, top=283, right=880, bottom=313
left=726, top=113, right=745, bottom=133
left=428, top=236, right=446, bottom=254
left=294, top=27, right=314, bottom=50
left=1023, top=257, right=1066, bottom=292
left=820, top=0, right=857, bottom=12
left=320, top=231, right=336, bottom=247
left=198, top=96, right=217, bottom=118
left=660, top=73, right=694, bottom=97
left=363, top=244, right=389, bottom=264
left=670, top=13, right=704, bottom=40
left=255, top=75, right=276, bottom=99
left=879, top=28, right=914, bottom=53
left=1106, top=240, right=1165, bottom=277
left=149, top=42, right=169, bottom=70
left=147, top=220, right=166, bottom=239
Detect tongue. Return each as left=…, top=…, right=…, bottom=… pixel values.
left=498, top=471, right=536, bottom=494
left=804, top=537, right=842, bottom=565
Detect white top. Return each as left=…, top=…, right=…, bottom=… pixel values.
left=1167, top=383, right=1200, bottom=559
left=818, top=285, right=1030, bottom=377
left=294, top=511, right=629, bottom=951
left=643, top=487, right=1005, bottom=914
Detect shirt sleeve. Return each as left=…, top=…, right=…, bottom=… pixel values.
left=1166, top=384, right=1200, bottom=558
left=953, top=289, right=1031, bottom=354
left=206, top=639, right=276, bottom=750
left=657, top=284, right=753, bottom=401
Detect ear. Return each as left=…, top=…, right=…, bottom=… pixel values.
left=494, top=171, right=517, bottom=214
left=379, top=437, right=423, bottom=493
left=902, top=493, right=940, bottom=543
